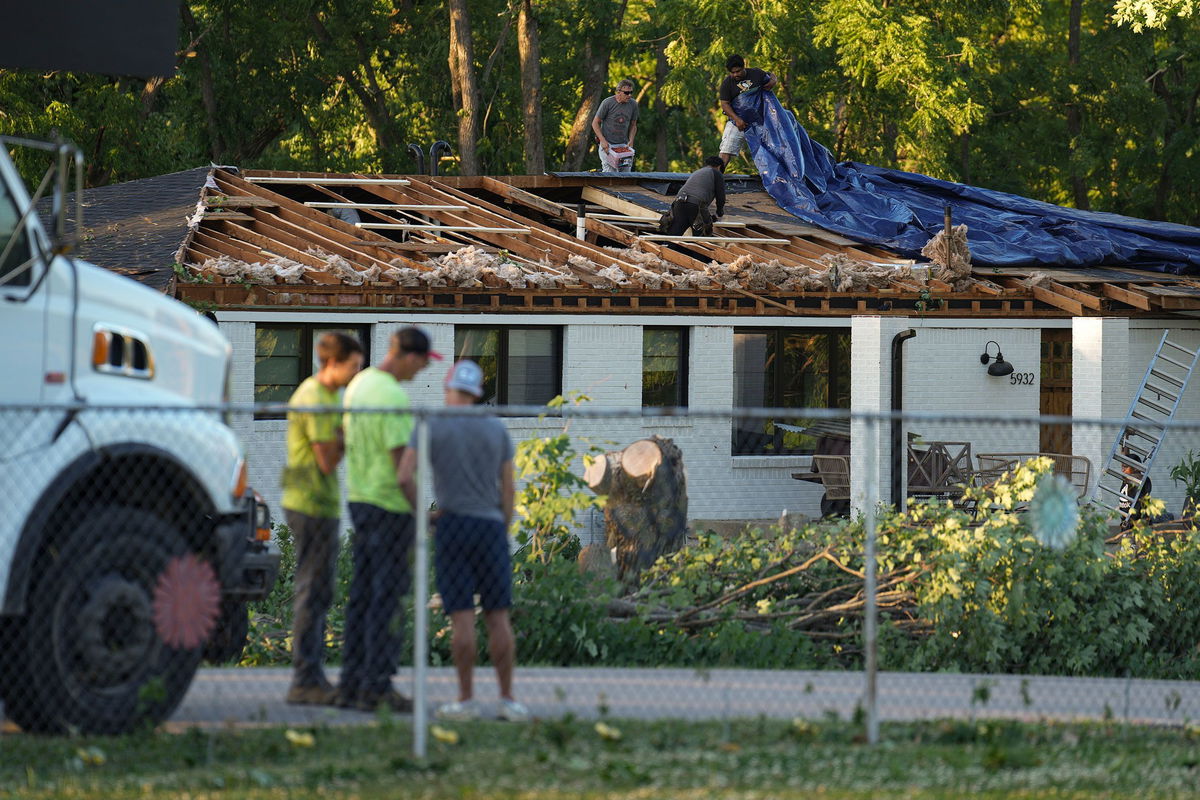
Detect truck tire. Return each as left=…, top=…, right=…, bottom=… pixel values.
left=203, top=600, right=249, bottom=664
left=2, top=506, right=204, bottom=734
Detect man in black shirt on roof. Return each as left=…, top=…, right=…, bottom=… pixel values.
left=666, top=157, right=726, bottom=237
left=718, top=54, right=779, bottom=168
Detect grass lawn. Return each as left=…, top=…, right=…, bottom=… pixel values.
left=1, top=716, right=1198, bottom=799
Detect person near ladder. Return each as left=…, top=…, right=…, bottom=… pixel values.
left=591, top=79, right=639, bottom=173
left=665, top=157, right=726, bottom=237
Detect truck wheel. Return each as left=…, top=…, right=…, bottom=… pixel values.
left=3, top=506, right=204, bottom=735
left=203, top=600, right=249, bottom=664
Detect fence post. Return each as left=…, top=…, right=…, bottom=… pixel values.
left=412, top=415, right=431, bottom=759
left=863, top=416, right=880, bottom=744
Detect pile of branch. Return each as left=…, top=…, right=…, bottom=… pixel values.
left=603, top=545, right=931, bottom=640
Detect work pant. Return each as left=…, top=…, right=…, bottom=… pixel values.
left=284, top=509, right=340, bottom=687
left=341, top=503, right=415, bottom=697
left=667, top=198, right=700, bottom=236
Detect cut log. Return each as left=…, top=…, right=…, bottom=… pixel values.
left=622, top=439, right=663, bottom=485
left=586, top=436, right=687, bottom=585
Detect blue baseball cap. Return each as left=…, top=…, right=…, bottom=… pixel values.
left=445, top=359, right=484, bottom=397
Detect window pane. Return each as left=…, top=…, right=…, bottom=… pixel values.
left=254, top=383, right=296, bottom=405
left=733, top=332, right=773, bottom=453
left=507, top=328, right=558, bottom=405
left=256, top=327, right=301, bottom=358
left=643, top=328, right=685, bottom=407
left=734, top=332, right=770, bottom=407
left=0, top=179, right=32, bottom=287
left=455, top=328, right=500, bottom=404
left=733, top=329, right=849, bottom=455
left=255, top=327, right=304, bottom=412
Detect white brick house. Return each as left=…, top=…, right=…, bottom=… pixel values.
left=71, top=167, right=1200, bottom=531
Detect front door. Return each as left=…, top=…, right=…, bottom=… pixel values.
left=1040, top=329, right=1072, bottom=454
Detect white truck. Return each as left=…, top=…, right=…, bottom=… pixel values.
left=0, top=138, right=279, bottom=734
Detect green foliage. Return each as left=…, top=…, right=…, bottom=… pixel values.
left=848, top=459, right=1200, bottom=677
left=510, top=393, right=606, bottom=564
left=1169, top=449, right=1200, bottom=505
left=242, top=460, right=1200, bottom=679
left=2, top=0, right=1199, bottom=223
left=1114, top=0, right=1200, bottom=32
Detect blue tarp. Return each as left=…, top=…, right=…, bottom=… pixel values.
left=737, top=90, right=1200, bottom=273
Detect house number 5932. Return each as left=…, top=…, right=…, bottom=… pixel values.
left=1009, top=372, right=1036, bottom=385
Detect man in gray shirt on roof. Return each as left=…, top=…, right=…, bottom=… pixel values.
left=666, top=156, right=727, bottom=236
left=591, top=79, right=639, bottom=172
left=399, top=359, right=528, bottom=722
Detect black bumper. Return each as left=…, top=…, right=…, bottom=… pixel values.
left=214, top=493, right=280, bottom=602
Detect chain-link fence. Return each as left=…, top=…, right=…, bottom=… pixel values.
left=2, top=403, right=1200, bottom=753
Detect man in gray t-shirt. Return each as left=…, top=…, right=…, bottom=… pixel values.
left=401, top=359, right=527, bottom=722
left=590, top=78, right=639, bottom=173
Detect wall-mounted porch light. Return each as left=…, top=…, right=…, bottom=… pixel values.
left=980, top=341, right=1014, bottom=377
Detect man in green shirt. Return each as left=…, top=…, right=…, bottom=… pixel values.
left=282, top=332, right=363, bottom=705
left=339, top=326, right=440, bottom=712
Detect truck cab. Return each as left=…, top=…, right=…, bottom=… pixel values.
left=0, top=139, right=278, bottom=734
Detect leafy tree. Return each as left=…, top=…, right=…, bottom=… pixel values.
left=1114, top=0, right=1199, bottom=31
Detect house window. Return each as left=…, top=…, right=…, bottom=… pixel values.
left=254, top=324, right=369, bottom=417
left=732, top=328, right=850, bottom=455
left=454, top=326, right=562, bottom=406
left=643, top=327, right=688, bottom=407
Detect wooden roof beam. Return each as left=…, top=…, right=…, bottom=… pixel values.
left=1100, top=282, right=1155, bottom=311
left=1036, top=277, right=1105, bottom=311
left=1000, top=278, right=1084, bottom=315
left=213, top=172, right=425, bottom=270
left=423, top=180, right=668, bottom=285
left=245, top=175, right=411, bottom=186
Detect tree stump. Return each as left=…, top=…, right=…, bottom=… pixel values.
left=584, top=435, right=687, bottom=584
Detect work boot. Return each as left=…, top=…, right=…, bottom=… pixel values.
left=286, top=677, right=338, bottom=706
left=333, top=683, right=360, bottom=709
left=356, top=687, right=414, bottom=714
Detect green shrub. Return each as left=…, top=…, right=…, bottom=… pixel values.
left=241, top=453, right=1200, bottom=680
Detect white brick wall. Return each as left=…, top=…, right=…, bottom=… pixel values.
left=851, top=319, right=1042, bottom=514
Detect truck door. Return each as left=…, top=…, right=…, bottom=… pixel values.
left=0, top=172, right=51, bottom=450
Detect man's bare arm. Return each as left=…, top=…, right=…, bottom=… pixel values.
left=720, top=99, right=748, bottom=131
left=627, top=120, right=637, bottom=148
left=591, top=114, right=608, bottom=150
left=394, top=445, right=418, bottom=509
left=311, top=437, right=343, bottom=475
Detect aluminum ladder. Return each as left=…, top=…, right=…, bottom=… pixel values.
left=1093, top=330, right=1199, bottom=520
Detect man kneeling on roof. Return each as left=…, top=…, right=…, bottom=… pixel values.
left=661, top=156, right=726, bottom=238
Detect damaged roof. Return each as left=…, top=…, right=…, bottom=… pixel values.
left=88, top=166, right=1200, bottom=317
left=68, top=167, right=212, bottom=292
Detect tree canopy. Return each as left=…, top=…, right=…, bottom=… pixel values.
left=1, top=0, right=1198, bottom=225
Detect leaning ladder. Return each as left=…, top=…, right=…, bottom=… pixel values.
left=1093, top=330, right=1200, bottom=520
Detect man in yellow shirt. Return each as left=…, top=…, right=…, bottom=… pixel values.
left=281, top=332, right=363, bottom=705
left=339, top=327, right=439, bottom=712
